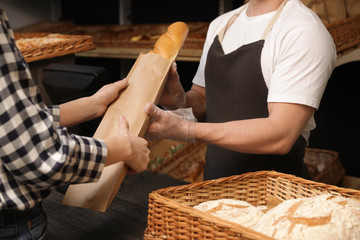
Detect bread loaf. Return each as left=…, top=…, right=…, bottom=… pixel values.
left=149, top=21, right=188, bottom=60
left=252, top=194, right=360, bottom=240
left=194, top=199, right=266, bottom=228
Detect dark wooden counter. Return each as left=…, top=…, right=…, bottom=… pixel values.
left=43, top=171, right=186, bottom=240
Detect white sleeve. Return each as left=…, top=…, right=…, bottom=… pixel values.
left=192, top=22, right=217, bottom=87
left=267, top=23, right=337, bottom=109
left=192, top=49, right=208, bottom=87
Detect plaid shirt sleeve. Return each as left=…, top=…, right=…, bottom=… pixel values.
left=0, top=9, right=107, bottom=210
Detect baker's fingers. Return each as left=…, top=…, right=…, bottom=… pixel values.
left=144, top=103, right=163, bottom=121
left=171, top=61, right=177, bottom=72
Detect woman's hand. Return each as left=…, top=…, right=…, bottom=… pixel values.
left=92, top=78, right=129, bottom=117
left=59, top=78, right=128, bottom=127
left=104, top=116, right=150, bottom=174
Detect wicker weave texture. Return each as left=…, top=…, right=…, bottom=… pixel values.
left=304, top=148, right=346, bottom=185
left=15, top=33, right=95, bottom=62
left=145, top=171, right=360, bottom=240
left=327, top=14, right=360, bottom=54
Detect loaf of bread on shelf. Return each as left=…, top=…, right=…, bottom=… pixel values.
left=194, top=199, right=266, bottom=228
left=149, top=21, right=188, bottom=60
left=252, top=194, right=360, bottom=240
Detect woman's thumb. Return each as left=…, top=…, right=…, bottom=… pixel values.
left=118, top=116, right=129, bottom=130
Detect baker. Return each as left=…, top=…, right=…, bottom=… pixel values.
left=145, top=0, right=336, bottom=180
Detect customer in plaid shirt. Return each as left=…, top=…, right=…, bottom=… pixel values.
left=0, top=8, right=150, bottom=239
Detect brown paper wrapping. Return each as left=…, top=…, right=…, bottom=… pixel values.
left=62, top=52, right=173, bottom=212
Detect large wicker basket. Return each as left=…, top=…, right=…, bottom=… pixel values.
left=326, top=14, right=360, bottom=54
left=144, top=171, right=360, bottom=240
left=304, top=148, right=345, bottom=185
left=14, top=32, right=95, bottom=63
left=148, top=141, right=207, bottom=183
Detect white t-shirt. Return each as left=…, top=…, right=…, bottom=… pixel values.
left=192, top=0, right=337, bottom=142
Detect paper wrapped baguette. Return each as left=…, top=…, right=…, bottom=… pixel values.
left=62, top=22, right=189, bottom=212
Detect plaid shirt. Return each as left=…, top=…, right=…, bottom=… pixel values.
left=0, top=9, right=107, bottom=210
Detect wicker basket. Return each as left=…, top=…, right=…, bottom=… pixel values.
left=144, top=171, right=360, bottom=240
left=326, top=14, right=360, bottom=54
left=303, top=148, right=345, bottom=185
left=14, top=33, right=96, bottom=62
left=157, top=142, right=206, bottom=183
left=148, top=141, right=207, bottom=183
left=148, top=140, right=190, bottom=172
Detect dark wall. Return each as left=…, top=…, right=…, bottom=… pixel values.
left=131, top=0, right=219, bottom=24
left=61, top=0, right=120, bottom=24
left=60, top=0, right=245, bottom=24
left=308, top=61, right=360, bottom=177
left=61, top=0, right=245, bottom=25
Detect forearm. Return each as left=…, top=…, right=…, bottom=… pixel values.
left=195, top=119, right=287, bottom=154
left=59, top=96, right=103, bottom=127
left=194, top=103, right=314, bottom=154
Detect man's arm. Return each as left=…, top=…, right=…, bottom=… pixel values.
left=146, top=101, right=314, bottom=155
left=195, top=102, right=315, bottom=154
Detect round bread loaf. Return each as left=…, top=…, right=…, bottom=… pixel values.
left=252, top=194, right=360, bottom=240
left=194, top=199, right=265, bottom=228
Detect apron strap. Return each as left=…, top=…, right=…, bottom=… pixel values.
left=261, top=0, right=288, bottom=40
left=218, top=0, right=288, bottom=43
left=218, top=9, right=244, bottom=43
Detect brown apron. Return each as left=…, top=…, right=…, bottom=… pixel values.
left=204, top=0, right=310, bottom=180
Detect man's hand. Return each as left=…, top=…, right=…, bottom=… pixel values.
left=158, top=63, right=186, bottom=109
left=144, top=103, right=196, bottom=143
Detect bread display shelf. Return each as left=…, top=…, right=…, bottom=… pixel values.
left=16, top=16, right=360, bottom=62
left=15, top=20, right=75, bottom=34
left=15, top=32, right=95, bottom=63
left=76, top=47, right=203, bottom=62
left=15, top=21, right=208, bottom=61
left=144, top=171, right=360, bottom=240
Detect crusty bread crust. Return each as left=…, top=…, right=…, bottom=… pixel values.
left=149, top=22, right=189, bottom=60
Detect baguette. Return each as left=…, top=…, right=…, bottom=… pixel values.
left=149, top=21, right=189, bottom=60
left=62, top=21, right=189, bottom=212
